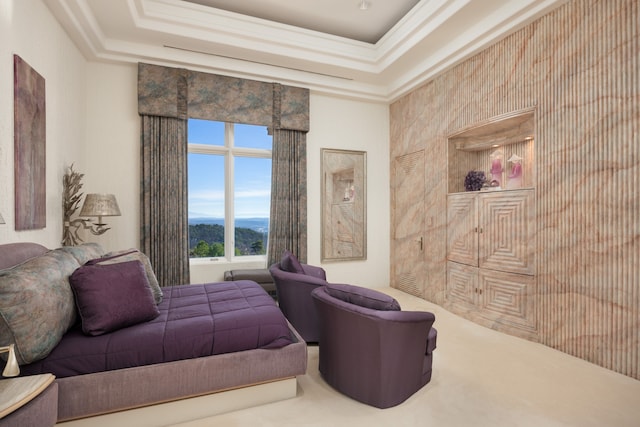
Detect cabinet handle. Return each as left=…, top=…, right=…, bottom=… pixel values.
left=479, top=227, right=483, bottom=233
left=418, top=236, right=423, bottom=251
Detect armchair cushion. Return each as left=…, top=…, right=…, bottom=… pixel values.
left=325, top=283, right=401, bottom=311
left=280, top=250, right=304, bottom=274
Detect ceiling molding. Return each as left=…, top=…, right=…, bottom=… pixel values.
left=44, top=0, right=567, bottom=102
left=385, top=0, right=568, bottom=101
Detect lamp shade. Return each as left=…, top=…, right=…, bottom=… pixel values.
left=0, top=212, right=5, bottom=225
left=79, top=194, right=121, bottom=218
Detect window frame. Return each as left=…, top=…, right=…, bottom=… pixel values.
left=188, top=121, right=272, bottom=261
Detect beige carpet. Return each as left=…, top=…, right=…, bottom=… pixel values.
left=180, top=288, right=640, bottom=427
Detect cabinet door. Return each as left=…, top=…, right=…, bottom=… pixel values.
left=446, top=261, right=477, bottom=306
left=478, top=269, right=536, bottom=334
left=479, top=190, right=535, bottom=275
left=447, top=193, right=478, bottom=266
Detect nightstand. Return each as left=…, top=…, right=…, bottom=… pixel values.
left=0, top=374, right=57, bottom=427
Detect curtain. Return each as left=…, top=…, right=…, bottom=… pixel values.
left=140, top=115, right=190, bottom=286
left=138, top=63, right=309, bottom=277
left=267, top=129, right=308, bottom=266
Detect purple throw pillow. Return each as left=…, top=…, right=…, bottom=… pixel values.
left=325, top=283, right=401, bottom=311
left=281, top=250, right=304, bottom=274
left=69, top=260, right=160, bottom=336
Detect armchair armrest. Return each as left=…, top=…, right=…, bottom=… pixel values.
left=301, top=264, right=326, bottom=280
left=268, top=263, right=329, bottom=342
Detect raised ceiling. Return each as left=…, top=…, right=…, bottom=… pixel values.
left=44, top=0, right=567, bottom=102
left=184, top=0, right=422, bottom=44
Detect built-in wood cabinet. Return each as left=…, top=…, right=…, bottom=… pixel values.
left=445, top=109, right=537, bottom=340
left=447, top=261, right=536, bottom=335
left=448, top=190, right=535, bottom=275
left=446, top=189, right=537, bottom=339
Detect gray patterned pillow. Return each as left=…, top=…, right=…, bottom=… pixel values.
left=59, top=242, right=106, bottom=265
left=0, top=249, right=80, bottom=364
left=100, top=249, right=163, bottom=303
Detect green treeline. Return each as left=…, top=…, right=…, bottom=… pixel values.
left=189, top=223, right=266, bottom=257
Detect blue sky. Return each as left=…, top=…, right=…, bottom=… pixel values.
left=187, top=119, right=272, bottom=219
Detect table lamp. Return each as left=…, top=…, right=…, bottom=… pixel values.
left=0, top=344, right=20, bottom=377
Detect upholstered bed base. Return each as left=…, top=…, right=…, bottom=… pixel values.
left=56, top=322, right=306, bottom=422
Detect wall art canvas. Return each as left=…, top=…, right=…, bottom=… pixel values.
left=14, top=54, right=46, bottom=230
left=321, top=149, right=367, bottom=261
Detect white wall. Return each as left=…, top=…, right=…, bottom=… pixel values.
left=0, top=0, right=87, bottom=247
left=83, top=63, right=391, bottom=288
left=1, top=0, right=390, bottom=287
left=83, top=62, right=139, bottom=252
left=306, top=94, right=390, bottom=288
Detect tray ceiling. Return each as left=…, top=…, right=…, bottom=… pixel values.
left=44, top=0, right=567, bottom=101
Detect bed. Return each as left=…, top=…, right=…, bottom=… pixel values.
left=0, top=242, right=307, bottom=424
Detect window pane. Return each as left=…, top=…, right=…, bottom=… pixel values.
left=234, top=157, right=271, bottom=255
left=188, top=119, right=224, bottom=146
left=234, top=124, right=272, bottom=149
left=188, top=153, right=225, bottom=257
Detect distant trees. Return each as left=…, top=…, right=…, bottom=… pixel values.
left=251, top=240, right=263, bottom=254
left=189, top=224, right=267, bottom=257
left=192, top=240, right=224, bottom=257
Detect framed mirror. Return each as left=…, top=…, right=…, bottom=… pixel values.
left=321, top=149, right=366, bottom=261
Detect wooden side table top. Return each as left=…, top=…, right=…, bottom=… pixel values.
left=0, top=374, right=55, bottom=419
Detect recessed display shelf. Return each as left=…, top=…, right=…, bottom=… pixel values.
left=447, top=108, right=535, bottom=193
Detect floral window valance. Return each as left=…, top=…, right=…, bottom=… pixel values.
left=137, top=63, right=309, bottom=132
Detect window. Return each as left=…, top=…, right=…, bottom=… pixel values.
left=188, top=119, right=272, bottom=259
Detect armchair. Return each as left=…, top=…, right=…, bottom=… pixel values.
left=311, top=283, right=437, bottom=408
left=269, top=251, right=328, bottom=343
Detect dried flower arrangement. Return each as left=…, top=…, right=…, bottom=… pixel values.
left=62, top=164, right=88, bottom=246
left=464, top=170, right=486, bottom=191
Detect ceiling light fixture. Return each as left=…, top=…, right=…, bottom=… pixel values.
left=358, top=0, right=370, bottom=11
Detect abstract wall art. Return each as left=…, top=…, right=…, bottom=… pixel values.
left=321, top=149, right=367, bottom=261
left=14, top=54, right=46, bottom=230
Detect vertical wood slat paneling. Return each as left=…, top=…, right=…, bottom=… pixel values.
left=390, top=0, right=639, bottom=379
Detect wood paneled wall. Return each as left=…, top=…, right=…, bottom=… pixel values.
left=390, top=0, right=639, bottom=379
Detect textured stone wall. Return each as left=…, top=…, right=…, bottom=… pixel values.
left=390, top=0, right=639, bottom=379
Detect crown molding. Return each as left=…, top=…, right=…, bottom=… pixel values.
left=44, top=0, right=567, bottom=102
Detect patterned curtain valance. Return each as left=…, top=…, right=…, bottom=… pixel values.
left=137, top=64, right=188, bottom=120
left=138, top=63, right=309, bottom=132
left=275, top=84, right=310, bottom=132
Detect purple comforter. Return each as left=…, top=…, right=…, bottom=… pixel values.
left=21, top=281, right=293, bottom=378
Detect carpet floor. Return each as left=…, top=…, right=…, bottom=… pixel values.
left=180, top=287, right=640, bottom=427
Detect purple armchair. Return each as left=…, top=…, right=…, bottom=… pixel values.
left=269, top=251, right=328, bottom=343
left=311, top=283, right=437, bottom=408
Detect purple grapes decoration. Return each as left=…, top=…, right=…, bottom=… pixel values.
left=464, top=170, right=486, bottom=191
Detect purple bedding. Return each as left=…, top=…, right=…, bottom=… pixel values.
left=21, top=281, right=293, bottom=378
